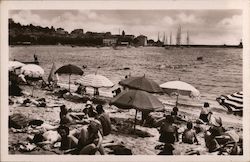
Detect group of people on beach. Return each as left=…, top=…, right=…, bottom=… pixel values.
left=156, top=102, right=242, bottom=155
left=27, top=101, right=112, bottom=155
left=59, top=101, right=112, bottom=154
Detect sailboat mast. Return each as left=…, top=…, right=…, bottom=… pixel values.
left=162, top=32, right=165, bottom=44
left=170, top=32, right=172, bottom=46
left=187, top=31, right=189, bottom=46
left=165, top=33, right=168, bottom=45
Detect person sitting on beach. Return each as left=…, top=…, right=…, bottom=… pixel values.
left=83, top=101, right=98, bottom=118
left=75, top=84, right=86, bottom=95
left=96, top=104, right=111, bottom=136
left=141, top=110, right=155, bottom=127
left=198, top=102, right=212, bottom=124
left=159, top=115, right=179, bottom=144
left=172, top=106, right=179, bottom=116
left=170, top=107, right=187, bottom=124
left=182, top=122, right=199, bottom=145
left=60, top=105, right=75, bottom=125
left=77, top=121, right=105, bottom=155
left=207, top=117, right=232, bottom=146
left=60, top=105, right=90, bottom=125
left=57, top=125, right=78, bottom=151
left=204, top=127, right=221, bottom=152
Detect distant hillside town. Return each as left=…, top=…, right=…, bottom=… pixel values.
left=9, top=18, right=149, bottom=47
left=9, top=18, right=242, bottom=48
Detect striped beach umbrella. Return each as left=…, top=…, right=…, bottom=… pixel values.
left=77, top=74, right=114, bottom=88
left=216, top=91, right=243, bottom=113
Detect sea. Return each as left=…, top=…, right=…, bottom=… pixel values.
left=9, top=45, right=242, bottom=113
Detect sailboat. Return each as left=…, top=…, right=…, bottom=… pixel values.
left=164, top=33, right=170, bottom=49
left=186, top=31, right=190, bottom=47
left=165, top=32, right=172, bottom=49
left=176, top=25, right=182, bottom=47
left=170, top=32, right=172, bottom=46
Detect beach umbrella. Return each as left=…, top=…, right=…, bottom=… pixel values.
left=110, top=89, right=164, bottom=130
left=9, top=61, right=25, bottom=72
left=216, top=91, right=243, bottom=114
left=160, top=80, right=200, bottom=106
left=119, top=75, right=163, bottom=93
left=55, top=64, right=83, bottom=91
left=77, top=74, right=114, bottom=88
left=20, top=64, right=45, bottom=96
left=21, top=64, right=44, bottom=78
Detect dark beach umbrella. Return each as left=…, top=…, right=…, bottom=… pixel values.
left=216, top=91, right=243, bottom=114
left=55, top=64, right=83, bottom=91
left=119, top=75, right=163, bottom=93
left=110, top=89, right=164, bottom=130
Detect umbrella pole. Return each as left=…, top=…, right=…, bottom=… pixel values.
left=32, top=85, right=34, bottom=97
left=176, top=94, right=179, bottom=107
left=134, top=109, right=138, bottom=131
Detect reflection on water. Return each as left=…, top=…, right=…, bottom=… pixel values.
left=9, top=46, right=242, bottom=111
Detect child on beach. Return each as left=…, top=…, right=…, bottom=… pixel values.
left=182, top=122, right=199, bottom=145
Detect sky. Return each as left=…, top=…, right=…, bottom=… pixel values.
left=9, top=10, right=242, bottom=45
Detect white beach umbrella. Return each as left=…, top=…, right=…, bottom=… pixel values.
left=21, top=64, right=44, bottom=78
left=77, top=74, right=114, bottom=88
left=9, top=61, right=25, bottom=71
left=21, top=64, right=44, bottom=96
left=160, top=80, right=200, bottom=106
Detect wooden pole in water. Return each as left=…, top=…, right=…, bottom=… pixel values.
left=134, top=109, right=138, bottom=131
